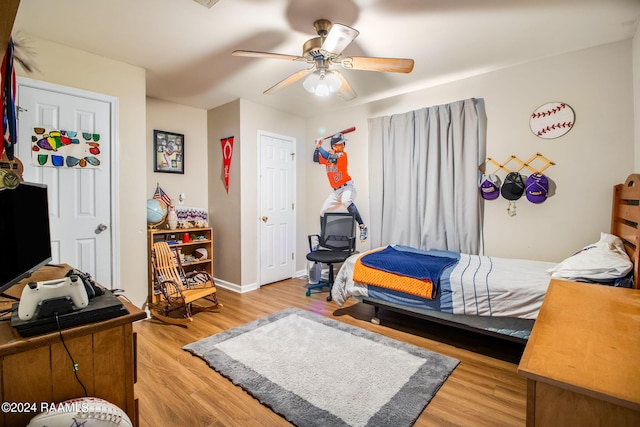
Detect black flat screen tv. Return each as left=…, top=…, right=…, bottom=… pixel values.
left=0, top=182, right=52, bottom=295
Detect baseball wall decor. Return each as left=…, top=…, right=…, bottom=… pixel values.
left=529, top=102, right=575, bottom=139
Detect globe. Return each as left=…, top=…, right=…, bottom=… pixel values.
left=147, top=199, right=167, bottom=228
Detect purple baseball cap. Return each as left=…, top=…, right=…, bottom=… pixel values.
left=526, top=174, right=549, bottom=203
left=480, top=174, right=501, bottom=200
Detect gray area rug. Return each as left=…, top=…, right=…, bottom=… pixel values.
left=183, top=307, right=459, bottom=427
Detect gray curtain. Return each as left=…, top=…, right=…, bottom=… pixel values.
left=368, top=98, right=486, bottom=254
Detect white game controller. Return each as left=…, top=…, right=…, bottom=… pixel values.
left=18, top=275, right=89, bottom=320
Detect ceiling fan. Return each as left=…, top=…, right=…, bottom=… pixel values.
left=232, top=19, right=414, bottom=101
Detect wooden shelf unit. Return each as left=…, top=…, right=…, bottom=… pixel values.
left=147, top=227, right=214, bottom=304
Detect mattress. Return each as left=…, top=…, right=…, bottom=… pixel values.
left=332, top=245, right=558, bottom=320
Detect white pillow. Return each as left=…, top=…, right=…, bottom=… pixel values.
left=547, top=233, right=633, bottom=280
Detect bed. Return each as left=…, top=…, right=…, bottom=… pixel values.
left=331, top=174, right=640, bottom=343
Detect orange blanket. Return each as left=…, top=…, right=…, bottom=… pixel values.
left=353, top=256, right=435, bottom=299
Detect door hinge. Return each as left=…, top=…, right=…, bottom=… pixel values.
left=292, top=203, right=294, bottom=210
left=291, top=252, right=295, bottom=260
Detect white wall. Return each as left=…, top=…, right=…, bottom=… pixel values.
left=15, top=39, right=210, bottom=308
left=238, top=99, right=306, bottom=288
left=146, top=98, right=208, bottom=210
left=207, top=100, right=242, bottom=286
left=16, top=37, right=149, bottom=306
left=633, top=22, right=640, bottom=168
left=206, top=99, right=307, bottom=291
left=304, top=40, right=636, bottom=264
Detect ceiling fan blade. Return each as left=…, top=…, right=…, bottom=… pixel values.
left=232, top=50, right=304, bottom=61
left=335, top=72, right=357, bottom=101
left=264, top=68, right=313, bottom=94
left=340, top=56, right=415, bottom=73
left=321, top=24, right=359, bottom=56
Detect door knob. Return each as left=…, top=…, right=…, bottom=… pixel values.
left=261, top=216, right=268, bottom=223
left=96, top=223, right=108, bottom=234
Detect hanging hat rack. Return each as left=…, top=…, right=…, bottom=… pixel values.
left=479, top=152, right=555, bottom=175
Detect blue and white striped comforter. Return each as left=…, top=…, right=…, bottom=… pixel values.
left=332, top=246, right=557, bottom=319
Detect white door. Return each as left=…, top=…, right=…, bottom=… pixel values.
left=258, top=131, right=296, bottom=285
left=16, top=78, right=116, bottom=286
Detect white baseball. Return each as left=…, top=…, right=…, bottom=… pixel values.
left=27, top=397, right=133, bottom=427
left=529, top=102, right=575, bottom=139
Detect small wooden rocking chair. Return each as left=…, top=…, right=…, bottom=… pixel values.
left=148, top=241, right=222, bottom=325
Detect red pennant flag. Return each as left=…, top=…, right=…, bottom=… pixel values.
left=221, top=136, right=234, bottom=193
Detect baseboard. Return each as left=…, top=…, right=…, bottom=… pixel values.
left=214, top=271, right=318, bottom=293
left=213, top=277, right=259, bottom=294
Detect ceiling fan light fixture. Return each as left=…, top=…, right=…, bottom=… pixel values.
left=303, top=71, right=341, bottom=97
left=302, top=72, right=320, bottom=93
left=233, top=19, right=413, bottom=100
left=325, top=71, right=342, bottom=92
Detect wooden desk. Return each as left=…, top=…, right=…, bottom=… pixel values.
left=518, top=280, right=640, bottom=427
left=0, top=265, right=146, bottom=427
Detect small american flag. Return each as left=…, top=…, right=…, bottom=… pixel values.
left=153, top=183, right=172, bottom=207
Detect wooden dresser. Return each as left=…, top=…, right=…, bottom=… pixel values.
left=0, top=265, right=146, bottom=427
left=518, top=279, right=640, bottom=427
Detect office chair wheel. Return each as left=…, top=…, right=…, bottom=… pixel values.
left=326, top=295, right=332, bottom=302
left=306, top=290, right=311, bottom=297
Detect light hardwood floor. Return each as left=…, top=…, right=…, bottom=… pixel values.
left=134, top=278, right=527, bottom=427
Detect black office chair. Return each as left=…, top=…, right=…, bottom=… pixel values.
left=306, top=212, right=358, bottom=301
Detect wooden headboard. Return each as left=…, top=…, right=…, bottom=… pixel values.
left=611, top=174, right=640, bottom=289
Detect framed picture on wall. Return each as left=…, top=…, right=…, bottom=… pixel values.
left=153, top=130, right=184, bottom=174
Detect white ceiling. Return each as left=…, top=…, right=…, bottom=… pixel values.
left=12, top=0, right=640, bottom=118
